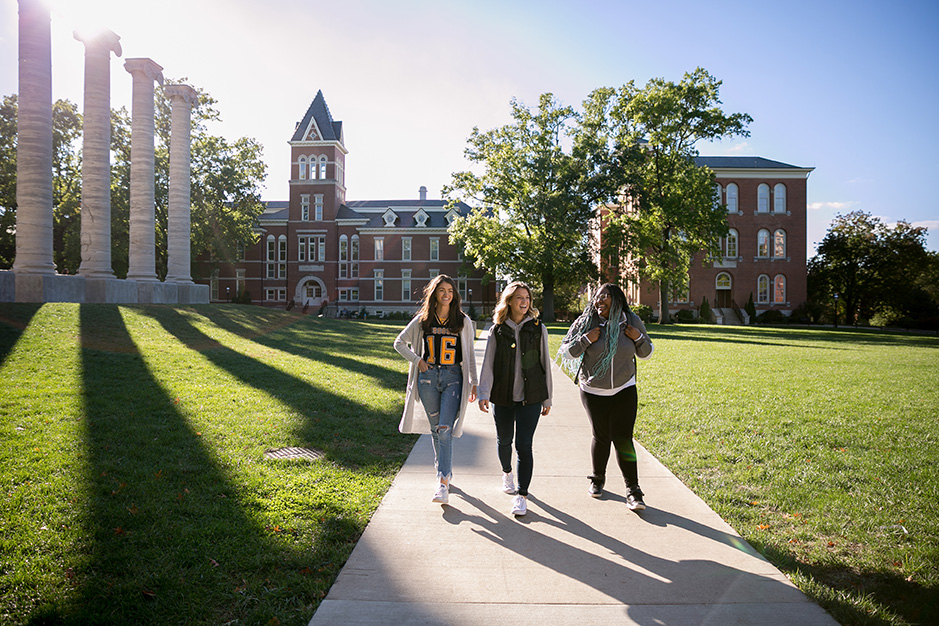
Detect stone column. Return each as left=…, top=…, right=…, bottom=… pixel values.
left=75, top=29, right=121, bottom=278
left=13, top=0, right=56, bottom=276
left=124, top=58, right=163, bottom=282
left=164, top=85, right=198, bottom=284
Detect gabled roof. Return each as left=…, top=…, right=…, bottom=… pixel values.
left=291, top=90, right=343, bottom=143
left=694, top=156, right=804, bottom=169
left=341, top=199, right=472, bottom=229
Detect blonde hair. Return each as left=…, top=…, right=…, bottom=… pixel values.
left=493, top=281, right=538, bottom=325
left=418, top=274, right=464, bottom=332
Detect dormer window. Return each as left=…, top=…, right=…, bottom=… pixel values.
left=414, top=208, right=429, bottom=227
left=445, top=208, right=460, bottom=226
left=382, top=209, right=398, bottom=227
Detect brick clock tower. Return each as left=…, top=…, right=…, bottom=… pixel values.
left=197, top=91, right=494, bottom=317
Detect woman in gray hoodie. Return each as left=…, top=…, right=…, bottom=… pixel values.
left=559, top=283, right=654, bottom=510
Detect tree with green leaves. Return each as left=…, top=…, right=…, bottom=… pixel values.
left=0, top=95, right=83, bottom=271
left=808, top=210, right=935, bottom=326
left=0, top=84, right=266, bottom=278
left=444, top=93, right=599, bottom=321
left=597, top=68, right=752, bottom=323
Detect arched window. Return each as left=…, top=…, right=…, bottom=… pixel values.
left=350, top=235, right=360, bottom=278
left=716, top=272, right=732, bottom=290
left=319, top=155, right=327, bottom=180
left=726, top=228, right=738, bottom=258
left=757, top=229, right=770, bottom=257
left=266, top=235, right=276, bottom=279
left=774, top=183, right=787, bottom=213
left=713, top=184, right=722, bottom=209
left=757, top=275, right=770, bottom=304
left=757, top=183, right=770, bottom=213
left=339, top=235, right=348, bottom=279
left=774, top=229, right=787, bottom=258
left=773, top=275, right=786, bottom=303
left=298, top=156, right=307, bottom=180
left=726, top=183, right=738, bottom=213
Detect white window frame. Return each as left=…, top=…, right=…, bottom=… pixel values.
left=773, top=229, right=786, bottom=259
left=314, top=194, right=323, bottom=221
left=374, top=269, right=384, bottom=301
left=301, top=194, right=310, bottom=221
left=773, top=183, right=787, bottom=214
left=726, top=183, right=738, bottom=213
left=773, top=275, right=786, bottom=304
left=298, top=156, right=307, bottom=180
left=757, top=183, right=770, bottom=213
left=430, top=237, right=439, bottom=261
left=266, top=235, right=277, bottom=279
left=351, top=235, right=359, bottom=278
left=374, top=237, right=384, bottom=261
left=402, top=237, right=411, bottom=261
left=757, top=274, right=770, bottom=304
left=757, top=229, right=770, bottom=258
left=726, top=228, right=738, bottom=258
left=401, top=269, right=412, bottom=302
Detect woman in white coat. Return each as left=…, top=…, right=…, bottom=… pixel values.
left=394, top=275, right=478, bottom=504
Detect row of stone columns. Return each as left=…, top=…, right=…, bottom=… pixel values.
left=12, top=0, right=197, bottom=298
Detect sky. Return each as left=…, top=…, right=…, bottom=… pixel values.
left=2, top=0, right=938, bottom=253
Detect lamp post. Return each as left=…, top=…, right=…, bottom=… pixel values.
left=833, top=292, right=839, bottom=328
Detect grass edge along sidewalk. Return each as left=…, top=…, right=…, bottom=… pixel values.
left=545, top=322, right=938, bottom=626
left=0, top=304, right=936, bottom=625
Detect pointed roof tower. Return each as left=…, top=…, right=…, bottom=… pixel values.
left=291, top=90, right=344, bottom=144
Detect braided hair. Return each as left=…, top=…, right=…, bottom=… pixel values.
left=557, top=283, right=630, bottom=380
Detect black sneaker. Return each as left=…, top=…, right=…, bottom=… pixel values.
left=588, top=476, right=605, bottom=498
left=626, top=488, right=646, bottom=511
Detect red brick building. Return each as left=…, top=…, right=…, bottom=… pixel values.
left=196, top=91, right=494, bottom=316
left=619, top=156, right=814, bottom=323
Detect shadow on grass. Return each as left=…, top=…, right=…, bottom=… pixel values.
left=0, top=303, right=43, bottom=368
left=646, top=323, right=939, bottom=349
left=164, top=305, right=405, bottom=394
left=747, top=538, right=939, bottom=626
left=43, top=304, right=354, bottom=625
left=136, top=306, right=411, bottom=472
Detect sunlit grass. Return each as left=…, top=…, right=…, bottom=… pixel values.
left=548, top=323, right=939, bottom=626
left=0, top=304, right=415, bottom=625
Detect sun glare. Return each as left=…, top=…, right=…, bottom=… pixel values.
left=46, top=0, right=126, bottom=39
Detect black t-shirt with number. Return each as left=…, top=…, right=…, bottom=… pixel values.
left=422, top=318, right=463, bottom=366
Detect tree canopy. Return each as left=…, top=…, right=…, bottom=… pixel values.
left=596, top=68, right=752, bottom=323
left=808, top=210, right=937, bottom=328
left=445, top=69, right=751, bottom=323
left=0, top=84, right=267, bottom=278
left=444, top=93, right=598, bottom=321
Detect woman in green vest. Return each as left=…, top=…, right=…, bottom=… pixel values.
left=477, top=281, right=553, bottom=517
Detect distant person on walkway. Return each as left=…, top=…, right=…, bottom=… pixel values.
left=394, top=274, right=478, bottom=505
left=558, top=283, right=653, bottom=511
left=477, top=282, right=553, bottom=517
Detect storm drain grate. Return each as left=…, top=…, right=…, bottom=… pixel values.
left=263, top=447, right=324, bottom=461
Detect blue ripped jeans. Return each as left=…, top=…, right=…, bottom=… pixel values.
left=417, top=364, right=463, bottom=480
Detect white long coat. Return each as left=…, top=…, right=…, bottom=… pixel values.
left=393, top=313, right=478, bottom=437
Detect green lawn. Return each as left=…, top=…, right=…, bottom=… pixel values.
left=548, top=323, right=939, bottom=626
left=1, top=304, right=416, bottom=625
left=1, top=305, right=937, bottom=625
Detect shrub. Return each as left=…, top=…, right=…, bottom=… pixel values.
left=699, top=296, right=712, bottom=323
left=745, top=293, right=757, bottom=319
left=755, top=309, right=787, bottom=324
left=631, top=303, right=653, bottom=323
left=675, top=309, right=697, bottom=323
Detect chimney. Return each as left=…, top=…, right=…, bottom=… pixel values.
left=419, top=186, right=427, bottom=201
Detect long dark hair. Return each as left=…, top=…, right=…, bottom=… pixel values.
left=418, top=274, right=465, bottom=333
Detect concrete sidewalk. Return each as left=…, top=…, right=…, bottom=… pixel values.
left=309, top=336, right=838, bottom=625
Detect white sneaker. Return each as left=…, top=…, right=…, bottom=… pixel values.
left=432, top=482, right=449, bottom=504
left=511, top=495, right=527, bottom=516
left=502, top=472, right=517, bottom=494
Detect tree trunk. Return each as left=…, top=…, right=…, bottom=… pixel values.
left=541, top=271, right=556, bottom=322
left=658, top=280, right=671, bottom=324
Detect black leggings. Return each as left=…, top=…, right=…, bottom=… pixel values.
left=580, top=385, right=639, bottom=489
